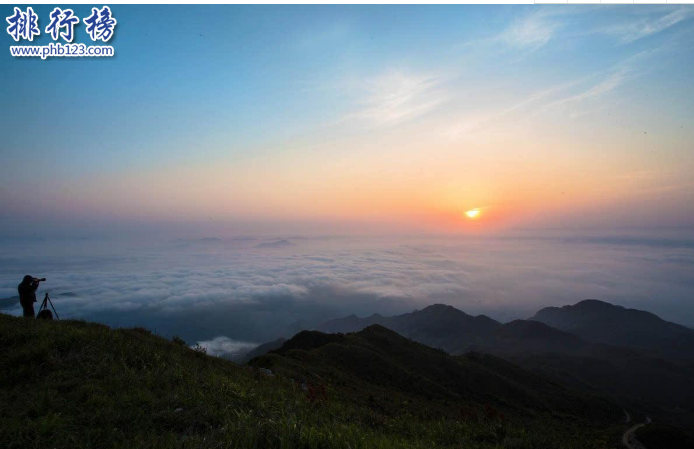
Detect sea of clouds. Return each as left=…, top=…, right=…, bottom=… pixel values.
left=2, top=232, right=694, bottom=359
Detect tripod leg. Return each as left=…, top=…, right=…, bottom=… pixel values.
left=47, top=297, right=60, bottom=320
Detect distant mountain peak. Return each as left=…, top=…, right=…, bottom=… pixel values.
left=275, top=330, right=342, bottom=354
left=573, top=299, right=625, bottom=310
left=361, top=323, right=398, bottom=335
left=496, top=319, right=581, bottom=342
left=419, top=303, right=475, bottom=318
left=421, top=303, right=461, bottom=312
left=315, top=303, right=500, bottom=354
left=531, top=299, right=694, bottom=360
left=538, top=299, right=663, bottom=323
left=255, top=239, right=295, bottom=249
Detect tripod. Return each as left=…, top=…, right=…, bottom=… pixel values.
left=37, top=292, right=59, bottom=320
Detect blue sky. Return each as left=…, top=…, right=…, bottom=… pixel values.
left=2, top=5, right=694, bottom=237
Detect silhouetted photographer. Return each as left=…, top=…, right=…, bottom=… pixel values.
left=18, top=275, right=45, bottom=318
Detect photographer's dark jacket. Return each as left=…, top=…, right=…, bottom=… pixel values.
left=18, top=281, right=37, bottom=308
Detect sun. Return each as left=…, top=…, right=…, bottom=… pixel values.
left=465, top=208, right=480, bottom=219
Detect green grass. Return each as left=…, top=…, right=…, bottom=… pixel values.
left=1, top=315, right=623, bottom=448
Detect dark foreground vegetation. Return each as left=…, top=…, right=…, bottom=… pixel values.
left=0, top=314, right=629, bottom=449
left=635, top=422, right=694, bottom=449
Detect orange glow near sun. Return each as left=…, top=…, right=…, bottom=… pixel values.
left=465, top=208, right=480, bottom=219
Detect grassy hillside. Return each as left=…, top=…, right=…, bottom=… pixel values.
left=253, top=325, right=629, bottom=447
left=254, top=325, right=620, bottom=422
left=1, top=314, right=624, bottom=448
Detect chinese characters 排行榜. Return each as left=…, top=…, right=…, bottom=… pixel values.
left=6, top=6, right=117, bottom=43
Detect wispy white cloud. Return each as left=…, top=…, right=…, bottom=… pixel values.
left=456, top=9, right=565, bottom=53
left=598, top=7, right=694, bottom=44
left=499, top=12, right=559, bottom=50
left=460, top=6, right=692, bottom=54
left=343, top=71, right=444, bottom=127
left=444, top=39, right=675, bottom=140
left=540, top=68, right=626, bottom=113
left=444, top=80, right=581, bottom=139
left=536, top=44, right=668, bottom=117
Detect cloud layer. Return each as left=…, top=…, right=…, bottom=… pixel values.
left=2, top=232, right=694, bottom=346
left=193, top=336, right=259, bottom=360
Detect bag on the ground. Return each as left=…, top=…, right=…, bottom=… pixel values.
left=37, top=309, right=53, bottom=320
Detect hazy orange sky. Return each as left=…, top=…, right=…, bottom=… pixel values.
left=2, top=5, right=694, bottom=237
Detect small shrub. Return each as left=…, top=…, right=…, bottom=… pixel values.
left=191, top=343, right=207, bottom=355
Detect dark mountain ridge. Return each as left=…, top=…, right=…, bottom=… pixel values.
left=254, top=324, right=621, bottom=424
left=310, top=301, right=694, bottom=427
left=531, top=299, right=694, bottom=361
left=316, top=303, right=501, bottom=354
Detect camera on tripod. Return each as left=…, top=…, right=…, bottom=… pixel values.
left=37, top=291, right=59, bottom=320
